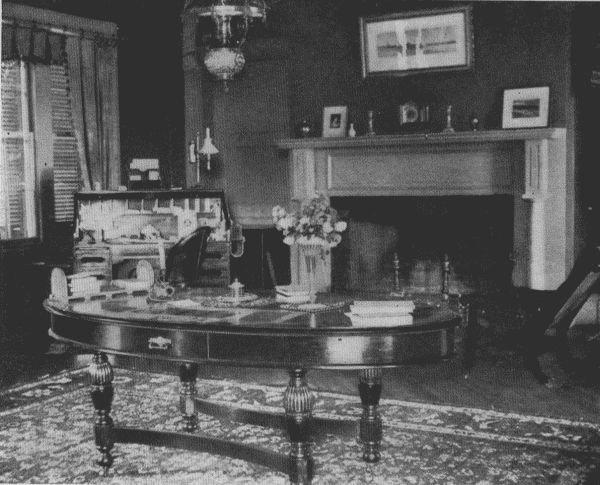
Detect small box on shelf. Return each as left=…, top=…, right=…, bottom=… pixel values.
left=128, top=159, right=161, bottom=190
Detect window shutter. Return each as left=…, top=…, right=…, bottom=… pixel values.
left=51, top=63, right=81, bottom=223
left=1, top=61, right=22, bottom=132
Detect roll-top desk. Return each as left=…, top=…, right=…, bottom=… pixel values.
left=73, top=189, right=231, bottom=286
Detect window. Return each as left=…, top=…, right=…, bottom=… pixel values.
left=0, top=60, right=82, bottom=240
left=1, top=60, right=36, bottom=239
left=2, top=4, right=120, bottom=242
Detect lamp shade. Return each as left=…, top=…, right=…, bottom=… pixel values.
left=184, top=0, right=267, bottom=84
left=185, top=0, right=267, bottom=20
left=199, top=128, right=219, bottom=156
left=203, top=47, right=245, bottom=81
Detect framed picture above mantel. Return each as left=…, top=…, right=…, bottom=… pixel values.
left=360, top=6, right=473, bottom=78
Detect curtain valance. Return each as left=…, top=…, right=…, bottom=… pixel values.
left=1, top=21, right=66, bottom=64
left=1, top=18, right=119, bottom=64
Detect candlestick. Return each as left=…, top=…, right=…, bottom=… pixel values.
left=188, top=141, right=196, bottom=165
left=158, top=239, right=166, bottom=271
left=367, top=110, right=376, bottom=136
left=443, top=105, right=455, bottom=133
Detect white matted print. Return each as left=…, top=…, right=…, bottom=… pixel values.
left=360, top=6, right=472, bottom=77
left=502, top=86, right=549, bottom=129
left=322, top=106, right=348, bottom=138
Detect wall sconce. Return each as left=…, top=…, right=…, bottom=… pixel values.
left=200, top=127, right=219, bottom=171
left=188, top=127, right=219, bottom=184
left=184, top=0, right=268, bottom=90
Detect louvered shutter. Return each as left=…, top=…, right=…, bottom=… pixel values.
left=1, top=60, right=36, bottom=239
left=51, top=63, right=81, bottom=222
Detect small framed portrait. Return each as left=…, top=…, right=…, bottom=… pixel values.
left=322, top=106, right=348, bottom=138
left=502, top=86, right=550, bottom=129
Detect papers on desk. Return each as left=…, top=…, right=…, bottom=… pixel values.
left=168, top=299, right=202, bottom=309
left=346, top=300, right=414, bottom=327
left=275, top=285, right=310, bottom=303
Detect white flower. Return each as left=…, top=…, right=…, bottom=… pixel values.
left=283, top=235, right=295, bottom=245
left=334, top=221, right=347, bottom=232
left=277, top=215, right=295, bottom=231
left=322, top=221, right=333, bottom=233
left=272, top=206, right=286, bottom=219
left=299, top=216, right=309, bottom=225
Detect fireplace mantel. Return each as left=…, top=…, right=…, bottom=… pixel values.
left=276, top=128, right=571, bottom=291
left=277, top=128, right=564, bottom=150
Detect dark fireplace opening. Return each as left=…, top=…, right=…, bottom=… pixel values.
left=331, top=196, right=514, bottom=295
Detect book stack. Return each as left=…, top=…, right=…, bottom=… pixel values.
left=68, top=272, right=102, bottom=296
left=345, top=300, right=415, bottom=327
left=275, top=285, right=311, bottom=303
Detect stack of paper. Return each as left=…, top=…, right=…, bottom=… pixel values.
left=275, top=285, right=311, bottom=303
left=346, top=300, right=415, bottom=327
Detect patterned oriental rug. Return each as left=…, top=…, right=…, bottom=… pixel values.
left=0, top=368, right=599, bottom=484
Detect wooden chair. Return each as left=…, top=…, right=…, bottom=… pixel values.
left=523, top=246, right=600, bottom=383
left=165, top=226, right=212, bottom=287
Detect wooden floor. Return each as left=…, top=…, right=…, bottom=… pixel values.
left=1, top=322, right=599, bottom=424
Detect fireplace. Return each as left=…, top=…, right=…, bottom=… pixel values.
left=278, top=128, right=572, bottom=292
left=330, top=195, right=514, bottom=294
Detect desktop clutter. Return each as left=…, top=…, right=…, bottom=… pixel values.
left=49, top=189, right=239, bottom=303
left=49, top=187, right=417, bottom=327
left=49, top=268, right=418, bottom=328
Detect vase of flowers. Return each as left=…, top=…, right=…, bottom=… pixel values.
left=272, top=194, right=347, bottom=302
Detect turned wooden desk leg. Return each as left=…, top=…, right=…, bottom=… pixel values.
left=89, top=352, right=115, bottom=477
left=462, top=301, right=478, bottom=375
left=179, top=363, right=198, bottom=432
left=358, top=367, right=383, bottom=463
left=284, top=368, right=314, bottom=485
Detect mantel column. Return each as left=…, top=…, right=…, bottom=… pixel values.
left=519, top=137, right=568, bottom=290
left=290, top=148, right=316, bottom=203
left=522, top=140, right=549, bottom=290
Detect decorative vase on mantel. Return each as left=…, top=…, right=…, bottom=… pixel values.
left=297, top=239, right=328, bottom=303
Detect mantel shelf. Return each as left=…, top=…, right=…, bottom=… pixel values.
left=276, top=128, right=565, bottom=150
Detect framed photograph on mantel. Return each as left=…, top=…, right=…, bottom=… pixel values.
left=502, top=86, right=550, bottom=129
left=360, top=6, right=473, bottom=78
left=322, top=106, right=348, bottom=138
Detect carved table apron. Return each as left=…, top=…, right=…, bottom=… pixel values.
left=44, top=291, right=461, bottom=484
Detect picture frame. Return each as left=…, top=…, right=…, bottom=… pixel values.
left=322, top=106, right=348, bottom=138
left=502, top=86, right=550, bottom=129
left=359, top=6, right=473, bottom=78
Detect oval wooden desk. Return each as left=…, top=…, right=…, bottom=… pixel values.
left=44, top=289, right=461, bottom=484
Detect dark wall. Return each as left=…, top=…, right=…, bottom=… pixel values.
left=116, top=0, right=186, bottom=188
left=265, top=1, right=574, bottom=136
